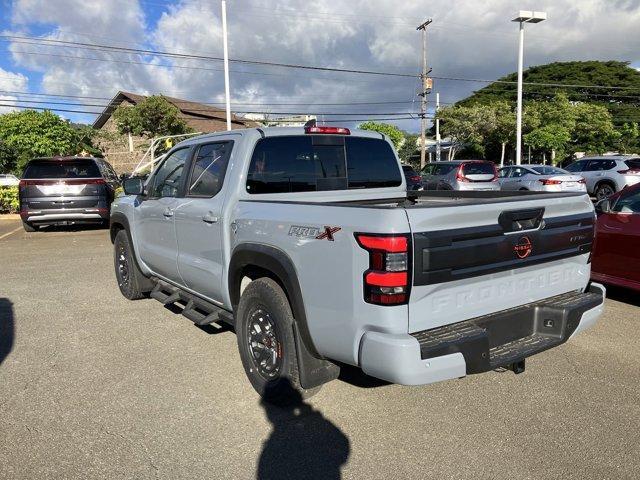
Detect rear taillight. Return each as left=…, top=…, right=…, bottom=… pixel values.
left=356, top=234, right=410, bottom=306
left=455, top=165, right=470, bottom=183
left=305, top=126, right=350, bottom=135
left=578, top=178, right=586, bottom=184
left=617, top=169, right=640, bottom=176
left=540, top=179, right=562, bottom=185
left=409, top=175, right=421, bottom=182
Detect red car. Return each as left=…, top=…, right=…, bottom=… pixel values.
left=591, top=183, right=640, bottom=291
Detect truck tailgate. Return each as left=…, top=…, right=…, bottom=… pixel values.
left=406, top=193, right=595, bottom=333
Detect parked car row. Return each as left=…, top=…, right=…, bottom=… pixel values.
left=406, top=155, right=640, bottom=198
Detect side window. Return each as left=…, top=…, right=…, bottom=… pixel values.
left=586, top=160, right=616, bottom=171
left=612, top=189, right=640, bottom=213
left=498, top=168, right=509, bottom=178
left=565, top=161, right=584, bottom=172
left=148, top=148, right=190, bottom=198
left=188, top=142, right=232, bottom=197
left=511, top=167, right=526, bottom=178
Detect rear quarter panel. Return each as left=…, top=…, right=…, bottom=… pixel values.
left=231, top=201, right=411, bottom=365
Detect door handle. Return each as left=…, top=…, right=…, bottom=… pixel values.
left=163, top=208, right=174, bottom=218
left=202, top=212, right=219, bottom=224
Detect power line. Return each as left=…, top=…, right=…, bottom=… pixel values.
left=0, top=35, right=418, bottom=78
left=0, top=102, right=428, bottom=122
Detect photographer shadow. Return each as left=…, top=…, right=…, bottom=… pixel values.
left=258, top=382, right=350, bottom=480
left=0, top=298, right=14, bottom=366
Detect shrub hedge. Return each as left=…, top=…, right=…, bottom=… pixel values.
left=0, top=186, right=19, bottom=213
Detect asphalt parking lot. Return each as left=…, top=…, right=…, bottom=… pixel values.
left=0, top=219, right=639, bottom=480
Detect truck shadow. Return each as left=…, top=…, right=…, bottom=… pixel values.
left=0, top=298, right=14, bottom=366
left=605, top=285, right=640, bottom=307
left=258, top=382, right=350, bottom=480
left=337, top=364, right=390, bottom=389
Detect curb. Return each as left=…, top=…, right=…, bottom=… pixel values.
left=0, top=214, right=20, bottom=220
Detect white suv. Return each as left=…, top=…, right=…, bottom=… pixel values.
left=565, top=156, right=640, bottom=199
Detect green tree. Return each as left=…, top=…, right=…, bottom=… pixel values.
left=616, top=123, right=640, bottom=154
left=522, top=94, right=576, bottom=162
left=358, top=121, right=405, bottom=150
left=489, top=101, right=516, bottom=166
left=436, top=104, right=496, bottom=159
left=397, top=133, right=419, bottom=167
left=0, top=110, right=80, bottom=172
left=570, top=103, right=619, bottom=155
left=113, top=95, right=191, bottom=139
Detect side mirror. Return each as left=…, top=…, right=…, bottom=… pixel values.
left=123, top=177, right=145, bottom=196
left=595, top=198, right=611, bottom=214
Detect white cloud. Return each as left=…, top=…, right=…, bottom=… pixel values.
left=5, top=0, right=640, bottom=130
left=0, top=67, right=29, bottom=114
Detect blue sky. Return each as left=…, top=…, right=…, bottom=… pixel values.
left=1, top=0, right=640, bottom=130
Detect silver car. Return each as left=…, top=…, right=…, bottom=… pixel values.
left=421, top=160, right=500, bottom=191
left=498, top=165, right=586, bottom=193
left=565, top=156, right=640, bottom=199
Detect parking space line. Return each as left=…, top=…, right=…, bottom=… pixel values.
left=0, top=226, right=22, bottom=241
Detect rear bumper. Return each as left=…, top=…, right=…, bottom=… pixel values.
left=359, top=283, right=605, bottom=385
left=22, top=209, right=109, bottom=223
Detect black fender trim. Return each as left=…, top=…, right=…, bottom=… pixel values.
left=109, top=212, right=154, bottom=292
left=229, top=243, right=340, bottom=389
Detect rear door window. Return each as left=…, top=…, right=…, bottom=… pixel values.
left=246, top=136, right=401, bottom=194
left=23, top=159, right=101, bottom=179
left=586, top=160, right=616, bottom=171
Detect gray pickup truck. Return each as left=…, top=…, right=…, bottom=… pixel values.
left=110, top=126, right=605, bottom=404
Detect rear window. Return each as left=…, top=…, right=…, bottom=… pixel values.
left=531, top=166, right=567, bottom=175
left=23, top=159, right=101, bottom=179
left=462, top=162, right=495, bottom=175
left=246, top=136, right=402, bottom=194
left=624, top=159, right=640, bottom=170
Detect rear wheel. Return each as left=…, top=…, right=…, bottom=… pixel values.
left=595, top=183, right=615, bottom=200
left=22, top=221, right=36, bottom=232
left=113, top=229, right=150, bottom=300
left=236, top=277, right=320, bottom=405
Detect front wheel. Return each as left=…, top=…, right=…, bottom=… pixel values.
left=595, top=183, right=615, bottom=200
left=236, top=277, right=320, bottom=404
left=113, top=229, right=150, bottom=300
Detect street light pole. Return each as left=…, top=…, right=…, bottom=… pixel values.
left=512, top=11, right=546, bottom=165
left=515, top=21, right=524, bottom=165
left=221, top=0, right=232, bottom=131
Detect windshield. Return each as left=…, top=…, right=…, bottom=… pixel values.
left=22, top=159, right=101, bottom=179
left=531, top=166, right=568, bottom=175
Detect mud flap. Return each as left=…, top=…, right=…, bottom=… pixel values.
left=292, top=322, right=340, bottom=389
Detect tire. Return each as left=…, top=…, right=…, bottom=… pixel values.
left=22, top=221, right=36, bottom=232
left=595, top=182, right=615, bottom=200
left=236, top=277, right=320, bottom=405
left=113, top=229, right=150, bottom=300
left=519, top=187, right=529, bottom=191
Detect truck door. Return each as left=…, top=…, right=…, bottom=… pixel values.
left=174, top=141, right=233, bottom=304
left=135, top=147, right=191, bottom=284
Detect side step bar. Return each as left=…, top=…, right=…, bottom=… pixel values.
left=150, top=280, right=234, bottom=327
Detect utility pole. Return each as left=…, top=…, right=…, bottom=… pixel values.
left=221, top=0, right=232, bottom=131
left=435, top=92, right=441, bottom=162
left=417, top=19, right=432, bottom=169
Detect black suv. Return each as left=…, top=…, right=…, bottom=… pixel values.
left=19, top=156, right=120, bottom=231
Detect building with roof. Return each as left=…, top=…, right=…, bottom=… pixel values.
left=92, top=91, right=258, bottom=172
